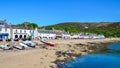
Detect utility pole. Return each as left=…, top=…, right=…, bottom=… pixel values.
left=10, top=23, right=13, bottom=39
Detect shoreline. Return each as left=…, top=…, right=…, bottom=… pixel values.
left=0, top=38, right=120, bottom=68
left=53, top=38, right=120, bottom=67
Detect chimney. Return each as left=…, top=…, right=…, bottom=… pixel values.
left=4, top=19, right=7, bottom=22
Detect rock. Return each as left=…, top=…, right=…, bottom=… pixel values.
left=89, top=50, right=93, bottom=52
left=81, top=52, right=87, bottom=55
left=49, top=65, right=55, bottom=68
left=58, top=56, right=65, bottom=60
left=67, top=44, right=72, bottom=47
left=72, top=56, right=76, bottom=59
left=53, top=59, right=65, bottom=65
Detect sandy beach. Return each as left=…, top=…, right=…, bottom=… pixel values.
left=0, top=38, right=120, bottom=68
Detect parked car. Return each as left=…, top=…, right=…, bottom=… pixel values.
left=14, top=38, right=19, bottom=41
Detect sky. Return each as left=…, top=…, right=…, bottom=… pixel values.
left=0, top=0, right=120, bottom=26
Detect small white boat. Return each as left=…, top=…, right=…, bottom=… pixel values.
left=29, top=41, right=38, bottom=46
left=11, top=41, right=25, bottom=50
left=14, top=45, right=25, bottom=50
left=19, top=43, right=28, bottom=48
left=13, top=43, right=25, bottom=50
left=23, top=41, right=36, bottom=48
left=0, top=45, right=13, bottom=50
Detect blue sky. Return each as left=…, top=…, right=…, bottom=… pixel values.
left=0, top=0, right=120, bottom=26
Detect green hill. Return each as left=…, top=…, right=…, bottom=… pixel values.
left=42, top=22, right=120, bottom=37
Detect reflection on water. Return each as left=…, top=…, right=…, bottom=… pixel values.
left=58, top=42, right=120, bottom=68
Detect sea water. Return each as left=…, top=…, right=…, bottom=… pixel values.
left=58, top=42, right=120, bottom=68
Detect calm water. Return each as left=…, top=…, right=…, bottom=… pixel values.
left=58, top=42, right=120, bottom=68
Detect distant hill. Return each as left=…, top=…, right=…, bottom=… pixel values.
left=42, top=22, right=120, bottom=37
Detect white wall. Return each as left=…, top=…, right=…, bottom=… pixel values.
left=62, top=34, right=71, bottom=39
left=39, top=33, right=56, bottom=39
left=0, top=28, right=10, bottom=39
left=12, top=29, right=34, bottom=39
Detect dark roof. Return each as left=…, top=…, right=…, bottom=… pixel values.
left=8, top=25, right=26, bottom=29
left=38, top=29, right=69, bottom=34
left=0, top=20, right=32, bottom=29
left=0, top=19, right=8, bottom=28
left=38, top=30, right=59, bottom=34
left=8, top=25, right=33, bottom=29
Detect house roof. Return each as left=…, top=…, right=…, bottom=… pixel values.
left=0, top=20, right=8, bottom=28
left=7, top=25, right=34, bottom=29
left=38, top=29, right=69, bottom=34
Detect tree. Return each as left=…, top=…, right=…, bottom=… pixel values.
left=17, top=22, right=38, bottom=29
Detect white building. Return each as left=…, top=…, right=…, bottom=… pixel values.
left=0, top=20, right=9, bottom=39
left=0, top=20, right=34, bottom=39
left=0, top=20, right=71, bottom=40
left=0, top=27, right=34, bottom=39
left=70, top=34, right=80, bottom=39
left=62, top=32, right=71, bottom=39
left=36, top=29, right=71, bottom=39
left=37, top=30, right=57, bottom=39
left=12, top=28, right=34, bottom=39
left=0, top=28, right=10, bottom=39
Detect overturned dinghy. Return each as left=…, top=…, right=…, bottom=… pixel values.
left=11, top=40, right=26, bottom=50
left=23, top=41, right=36, bottom=48
left=13, top=45, right=25, bottom=50
left=0, top=45, right=13, bottom=50
left=13, top=43, right=25, bottom=50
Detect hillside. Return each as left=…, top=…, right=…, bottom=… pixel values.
left=42, top=22, right=120, bottom=37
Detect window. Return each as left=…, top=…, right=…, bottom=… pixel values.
left=2, top=23, right=4, bottom=25
left=30, top=30, right=31, bottom=33
left=0, top=23, right=4, bottom=25
left=15, top=29, right=17, bottom=33
left=20, top=30, right=22, bottom=33
left=0, top=23, right=2, bottom=25
left=5, top=28, right=7, bottom=32
left=24, top=30, right=26, bottom=33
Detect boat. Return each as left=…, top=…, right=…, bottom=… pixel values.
left=46, top=42, right=56, bottom=46
left=13, top=45, right=25, bottom=50
left=0, top=45, right=13, bottom=50
left=12, top=43, right=25, bottom=50
left=40, top=39, right=56, bottom=46
left=23, top=41, right=36, bottom=48
left=28, top=41, right=38, bottom=46
left=10, top=41, right=25, bottom=50
left=19, top=43, right=28, bottom=48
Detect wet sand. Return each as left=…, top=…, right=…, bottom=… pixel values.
left=0, top=38, right=120, bottom=68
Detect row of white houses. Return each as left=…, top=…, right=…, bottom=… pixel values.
left=0, top=20, right=71, bottom=40
left=0, top=27, right=70, bottom=40
left=0, top=20, right=105, bottom=40
left=0, top=20, right=34, bottom=39
left=0, top=27, right=34, bottom=39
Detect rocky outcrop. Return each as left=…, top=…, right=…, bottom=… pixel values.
left=54, top=40, right=120, bottom=67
